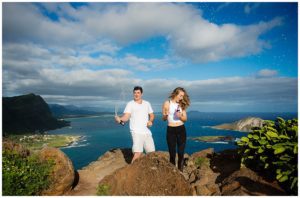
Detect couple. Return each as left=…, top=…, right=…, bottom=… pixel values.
left=115, top=86, right=190, bottom=171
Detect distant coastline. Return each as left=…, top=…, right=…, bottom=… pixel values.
left=7, top=134, right=83, bottom=151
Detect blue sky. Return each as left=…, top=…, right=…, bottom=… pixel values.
left=2, top=2, right=298, bottom=112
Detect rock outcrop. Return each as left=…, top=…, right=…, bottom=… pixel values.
left=66, top=148, right=133, bottom=195
left=39, top=147, right=75, bottom=195
left=185, top=148, right=221, bottom=195
left=98, top=152, right=193, bottom=195
left=2, top=93, right=69, bottom=135
left=220, top=167, right=286, bottom=195
left=212, top=117, right=264, bottom=132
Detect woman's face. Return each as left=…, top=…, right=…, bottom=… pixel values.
left=175, top=90, right=184, bottom=102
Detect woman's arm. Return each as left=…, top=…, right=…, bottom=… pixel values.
left=177, top=110, right=187, bottom=122
left=162, top=101, right=169, bottom=121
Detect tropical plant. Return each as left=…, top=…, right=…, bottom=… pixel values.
left=237, top=117, right=298, bottom=194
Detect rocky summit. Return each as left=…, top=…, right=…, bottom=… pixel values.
left=98, top=152, right=193, bottom=195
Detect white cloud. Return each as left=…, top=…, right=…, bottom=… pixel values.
left=257, top=69, right=278, bottom=78
left=3, top=65, right=297, bottom=112
left=3, top=2, right=283, bottom=63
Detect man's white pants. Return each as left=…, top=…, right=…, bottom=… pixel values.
left=131, top=132, right=155, bottom=153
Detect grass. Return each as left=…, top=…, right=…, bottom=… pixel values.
left=194, top=157, right=209, bottom=167
left=97, top=184, right=110, bottom=196
left=192, top=136, right=226, bottom=142
left=7, top=134, right=81, bottom=150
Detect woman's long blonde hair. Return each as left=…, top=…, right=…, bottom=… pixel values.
left=169, top=87, right=190, bottom=110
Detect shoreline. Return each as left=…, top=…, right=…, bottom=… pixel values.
left=7, top=134, right=83, bottom=150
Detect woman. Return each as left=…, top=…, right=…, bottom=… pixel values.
left=162, top=87, right=190, bottom=171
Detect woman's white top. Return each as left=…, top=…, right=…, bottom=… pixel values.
left=167, top=100, right=183, bottom=124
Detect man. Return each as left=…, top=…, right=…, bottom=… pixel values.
left=115, top=86, right=155, bottom=163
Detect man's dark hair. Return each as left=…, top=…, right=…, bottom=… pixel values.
left=133, top=86, right=143, bottom=93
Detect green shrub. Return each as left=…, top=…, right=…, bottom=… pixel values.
left=194, top=157, right=209, bottom=167
left=2, top=149, right=54, bottom=195
left=237, top=117, right=298, bottom=194
left=97, top=184, right=111, bottom=196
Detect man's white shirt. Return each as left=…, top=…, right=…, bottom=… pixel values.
left=124, top=100, right=153, bottom=134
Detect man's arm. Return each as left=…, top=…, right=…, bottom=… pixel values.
left=147, top=113, right=155, bottom=127
left=115, top=113, right=130, bottom=124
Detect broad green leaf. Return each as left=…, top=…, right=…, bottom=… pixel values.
left=291, top=177, right=298, bottom=189
left=264, top=163, right=269, bottom=169
left=258, top=147, right=264, bottom=153
left=293, top=145, right=298, bottom=154
left=276, top=174, right=282, bottom=180
left=253, top=135, right=259, bottom=140
left=241, top=137, right=249, bottom=143
left=274, top=147, right=285, bottom=155
left=267, top=131, right=278, bottom=138
left=278, top=135, right=289, bottom=139
left=258, top=139, right=267, bottom=145
left=279, top=175, right=288, bottom=182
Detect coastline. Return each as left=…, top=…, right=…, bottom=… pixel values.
left=7, top=134, right=83, bottom=150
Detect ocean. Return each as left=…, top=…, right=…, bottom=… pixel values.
left=48, top=112, right=297, bottom=170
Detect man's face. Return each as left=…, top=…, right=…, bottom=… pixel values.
left=133, top=90, right=142, bottom=101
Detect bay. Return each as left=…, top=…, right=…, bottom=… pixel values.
left=48, top=112, right=297, bottom=170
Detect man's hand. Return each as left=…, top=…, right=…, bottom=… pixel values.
left=115, top=116, right=121, bottom=123
left=147, top=121, right=153, bottom=127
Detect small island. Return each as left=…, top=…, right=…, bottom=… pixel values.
left=190, top=135, right=234, bottom=143
left=7, top=134, right=82, bottom=150
left=212, top=117, right=264, bottom=132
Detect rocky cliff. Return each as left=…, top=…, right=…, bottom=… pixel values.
left=67, top=148, right=286, bottom=196
left=212, top=117, right=264, bottom=132
left=3, top=93, right=69, bottom=135
left=3, top=140, right=287, bottom=196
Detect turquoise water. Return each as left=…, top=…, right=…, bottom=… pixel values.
left=48, top=112, right=297, bottom=170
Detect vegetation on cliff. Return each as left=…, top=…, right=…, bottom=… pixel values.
left=2, top=141, right=54, bottom=195
left=237, top=117, right=298, bottom=195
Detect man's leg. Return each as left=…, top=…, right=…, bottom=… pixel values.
left=131, top=132, right=144, bottom=163
left=131, top=152, right=142, bottom=163
left=144, top=133, right=155, bottom=153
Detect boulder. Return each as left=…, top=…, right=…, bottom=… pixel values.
left=98, top=152, right=193, bottom=195
left=220, top=167, right=287, bottom=195
left=39, top=147, right=75, bottom=195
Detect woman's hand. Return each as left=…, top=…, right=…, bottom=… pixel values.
left=175, top=111, right=182, bottom=118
